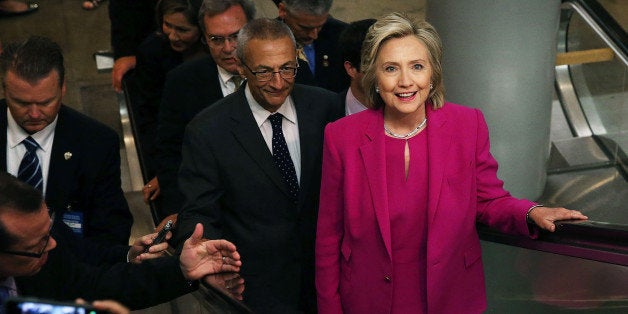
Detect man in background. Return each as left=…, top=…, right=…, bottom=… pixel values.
left=152, top=0, right=256, bottom=219
left=277, top=0, right=348, bottom=92
left=337, top=18, right=376, bottom=115
left=0, top=36, right=133, bottom=265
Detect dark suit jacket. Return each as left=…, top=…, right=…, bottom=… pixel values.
left=297, top=16, right=349, bottom=93
left=15, top=240, right=195, bottom=310
left=108, top=0, right=158, bottom=59
left=1, top=102, right=133, bottom=250
left=128, top=32, right=186, bottom=178
left=154, top=56, right=224, bottom=219
left=173, top=84, right=342, bottom=313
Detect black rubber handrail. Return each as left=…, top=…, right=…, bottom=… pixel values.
left=478, top=220, right=628, bottom=266
left=566, top=0, right=628, bottom=55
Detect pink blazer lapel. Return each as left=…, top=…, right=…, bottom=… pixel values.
left=359, top=110, right=393, bottom=260
left=426, top=105, right=453, bottom=227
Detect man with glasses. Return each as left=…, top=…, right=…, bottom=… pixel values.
left=0, top=172, right=243, bottom=310
left=0, top=36, right=133, bottom=265
left=153, top=0, right=256, bottom=220
left=277, top=0, right=348, bottom=92
left=172, top=18, right=342, bottom=313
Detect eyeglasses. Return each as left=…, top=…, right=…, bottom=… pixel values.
left=242, top=62, right=298, bottom=82
left=0, top=212, right=54, bottom=258
left=205, top=33, right=238, bottom=48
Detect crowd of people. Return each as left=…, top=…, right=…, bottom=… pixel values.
left=0, top=0, right=588, bottom=313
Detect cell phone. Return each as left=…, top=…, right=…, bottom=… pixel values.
left=4, top=297, right=107, bottom=314
left=144, top=219, right=173, bottom=253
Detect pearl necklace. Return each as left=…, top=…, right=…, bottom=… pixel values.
left=384, top=118, right=427, bottom=139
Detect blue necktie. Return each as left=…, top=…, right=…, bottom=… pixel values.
left=269, top=114, right=299, bottom=199
left=303, top=44, right=316, bottom=74
left=18, top=136, right=43, bottom=191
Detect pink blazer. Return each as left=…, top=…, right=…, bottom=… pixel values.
left=315, top=103, right=536, bottom=314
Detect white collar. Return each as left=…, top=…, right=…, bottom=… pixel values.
left=244, top=84, right=296, bottom=128
left=6, top=107, right=57, bottom=151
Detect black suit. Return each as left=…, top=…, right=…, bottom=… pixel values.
left=1, top=102, right=133, bottom=250
left=15, top=240, right=195, bottom=310
left=108, top=0, right=158, bottom=59
left=297, top=16, right=349, bottom=93
left=173, top=84, right=342, bottom=313
left=129, top=32, right=185, bottom=178
left=154, top=56, right=224, bottom=218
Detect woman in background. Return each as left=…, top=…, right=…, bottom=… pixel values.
left=129, top=0, right=205, bottom=205
left=315, top=12, right=587, bottom=314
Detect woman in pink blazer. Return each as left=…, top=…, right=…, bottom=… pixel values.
left=315, top=13, right=587, bottom=314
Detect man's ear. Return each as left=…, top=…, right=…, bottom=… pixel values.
left=235, top=58, right=245, bottom=76
left=343, top=61, right=358, bottom=79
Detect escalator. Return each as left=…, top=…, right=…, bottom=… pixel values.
left=481, top=0, right=628, bottom=312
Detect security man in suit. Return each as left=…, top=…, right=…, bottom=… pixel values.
left=0, top=36, right=133, bottom=263
left=172, top=18, right=342, bottom=313
left=151, top=0, right=257, bottom=219
left=277, top=0, right=349, bottom=92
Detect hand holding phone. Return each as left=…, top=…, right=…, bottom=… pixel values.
left=143, top=219, right=173, bottom=253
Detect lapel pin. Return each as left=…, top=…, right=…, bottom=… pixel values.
left=322, top=55, right=329, bottom=67
left=64, top=152, right=72, bottom=160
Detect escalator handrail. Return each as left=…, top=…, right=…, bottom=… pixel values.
left=562, top=0, right=628, bottom=66
left=577, top=0, right=628, bottom=54
left=479, top=220, right=628, bottom=266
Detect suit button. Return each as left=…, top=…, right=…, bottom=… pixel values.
left=384, top=275, right=391, bottom=282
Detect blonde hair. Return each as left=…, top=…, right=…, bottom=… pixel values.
left=361, top=12, right=445, bottom=110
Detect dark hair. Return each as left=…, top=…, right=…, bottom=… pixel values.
left=0, top=36, right=64, bottom=86
left=0, top=173, right=44, bottom=250
left=282, top=0, right=332, bottom=15
left=339, top=18, right=376, bottom=71
left=156, top=0, right=203, bottom=31
left=236, top=18, right=295, bottom=64
left=198, top=0, right=256, bottom=33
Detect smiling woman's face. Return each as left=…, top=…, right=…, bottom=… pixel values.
left=375, top=36, right=433, bottom=117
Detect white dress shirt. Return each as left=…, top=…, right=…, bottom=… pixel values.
left=217, top=65, right=241, bottom=97
left=0, top=277, right=18, bottom=298
left=6, top=107, right=57, bottom=196
left=345, top=87, right=368, bottom=116
left=245, top=85, right=301, bottom=183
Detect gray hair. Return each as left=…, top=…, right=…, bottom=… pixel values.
left=361, top=12, right=445, bottom=110
left=198, top=0, right=256, bottom=32
left=282, top=0, right=332, bottom=16
left=236, top=18, right=296, bottom=64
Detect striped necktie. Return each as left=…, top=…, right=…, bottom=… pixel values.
left=231, top=75, right=243, bottom=90
left=18, top=136, right=43, bottom=191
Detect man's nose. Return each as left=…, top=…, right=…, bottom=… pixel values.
left=222, top=38, right=237, bottom=54
left=268, top=71, right=285, bottom=88
left=306, top=27, right=320, bottom=41
left=27, top=105, right=41, bottom=118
